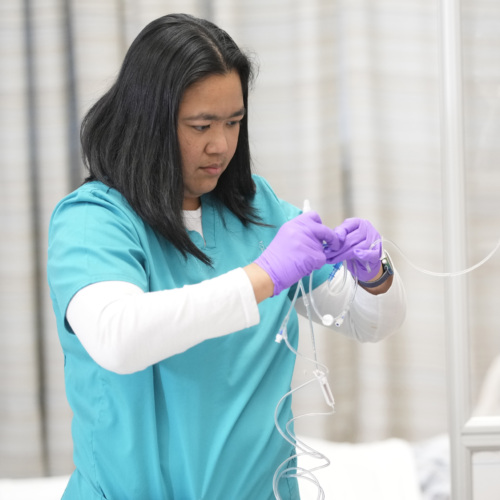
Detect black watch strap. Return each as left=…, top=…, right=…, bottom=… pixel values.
left=358, top=251, right=394, bottom=289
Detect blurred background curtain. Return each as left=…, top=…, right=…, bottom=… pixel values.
left=1, top=0, right=499, bottom=478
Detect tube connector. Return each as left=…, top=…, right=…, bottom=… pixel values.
left=313, top=369, right=335, bottom=408
left=275, top=327, right=286, bottom=343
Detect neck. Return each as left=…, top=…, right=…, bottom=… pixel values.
left=183, top=198, right=201, bottom=210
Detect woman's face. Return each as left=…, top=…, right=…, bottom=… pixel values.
left=177, top=70, right=245, bottom=210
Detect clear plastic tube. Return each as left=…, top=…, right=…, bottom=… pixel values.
left=298, top=279, right=320, bottom=369
left=272, top=369, right=334, bottom=500
left=377, top=237, right=500, bottom=277
left=274, top=281, right=301, bottom=344
left=308, top=263, right=358, bottom=328
left=273, top=278, right=337, bottom=499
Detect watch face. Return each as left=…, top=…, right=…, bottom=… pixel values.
left=382, top=252, right=394, bottom=275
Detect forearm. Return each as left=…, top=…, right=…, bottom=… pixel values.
left=66, top=268, right=260, bottom=374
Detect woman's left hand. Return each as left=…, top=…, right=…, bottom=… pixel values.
left=324, top=218, right=382, bottom=282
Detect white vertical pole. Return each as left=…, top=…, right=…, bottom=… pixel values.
left=438, top=0, right=472, bottom=499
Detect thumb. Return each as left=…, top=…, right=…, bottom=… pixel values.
left=353, top=246, right=381, bottom=265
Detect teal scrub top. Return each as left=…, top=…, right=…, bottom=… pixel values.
left=48, top=175, right=331, bottom=500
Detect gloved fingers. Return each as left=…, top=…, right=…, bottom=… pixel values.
left=346, top=257, right=381, bottom=281
left=346, top=259, right=371, bottom=275
left=324, top=219, right=382, bottom=267
left=319, top=227, right=344, bottom=252
left=315, top=222, right=349, bottom=259
left=327, top=225, right=348, bottom=251
left=337, top=217, right=362, bottom=233
left=305, top=250, right=327, bottom=270
left=255, top=211, right=336, bottom=296
left=345, top=245, right=383, bottom=280
left=279, top=212, right=321, bottom=240
left=336, top=218, right=381, bottom=250
left=324, top=246, right=352, bottom=264
left=325, top=218, right=365, bottom=256
left=295, top=211, right=344, bottom=252
left=341, top=221, right=371, bottom=250
left=296, top=210, right=322, bottom=226
left=353, top=242, right=382, bottom=264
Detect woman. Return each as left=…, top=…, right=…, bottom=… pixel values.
left=48, top=13, right=406, bottom=499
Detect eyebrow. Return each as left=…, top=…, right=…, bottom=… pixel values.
left=182, top=107, right=246, bottom=121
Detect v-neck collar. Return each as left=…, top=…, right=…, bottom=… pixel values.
left=199, top=194, right=216, bottom=249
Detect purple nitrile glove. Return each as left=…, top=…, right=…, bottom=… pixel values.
left=255, top=211, right=342, bottom=296
left=324, top=218, right=382, bottom=282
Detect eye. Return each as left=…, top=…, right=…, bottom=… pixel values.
left=192, top=124, right=210, bottom=132
left=226, top=119, right=242, bottom=127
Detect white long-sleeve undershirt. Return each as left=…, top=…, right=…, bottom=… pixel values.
left=66, top=266, right=406, bottom=375
left=66, top=268, right=260, bottom=374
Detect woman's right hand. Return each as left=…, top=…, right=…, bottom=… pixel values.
left=253, top=211, right=341, bottom=296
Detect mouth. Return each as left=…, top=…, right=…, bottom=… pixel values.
left=200, top=164, right=223, bottom=176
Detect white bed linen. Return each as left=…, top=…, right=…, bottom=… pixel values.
left=297, top=436, right=423, bottom=500
left=0, top=437, right=423, bottom=500
left=0, top=475, right=68, bottom=500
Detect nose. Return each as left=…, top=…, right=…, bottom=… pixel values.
left=205, top=125, right=229, bottom=155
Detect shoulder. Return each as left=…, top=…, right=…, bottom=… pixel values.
left=52, top=181, right=128, bottom=211
left=50, top=182, right=140, bottom=228
left=251, top=174, right=277, bottom=199
left=48, top=182, right=149, bottom=255
left=251, top=174, right=301, bottom=222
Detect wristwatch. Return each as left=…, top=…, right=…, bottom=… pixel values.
left=358, top=251, right=394, bottom=289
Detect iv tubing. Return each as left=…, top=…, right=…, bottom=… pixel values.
left=277, top=280, right=330, bottom=374
left=298, top=279, right=320, bottom=369
left=273, top=278, right=336, bottom=499
left=272, top=382, right=333, bottom=500
left=380, top=237, right=500, bottom=277
left=272, top=370, right=334, bottom=500
left=308, top=263, right=359, bottom=328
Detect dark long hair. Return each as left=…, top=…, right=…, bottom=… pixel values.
left=81, top=13, right=261, bottom=265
